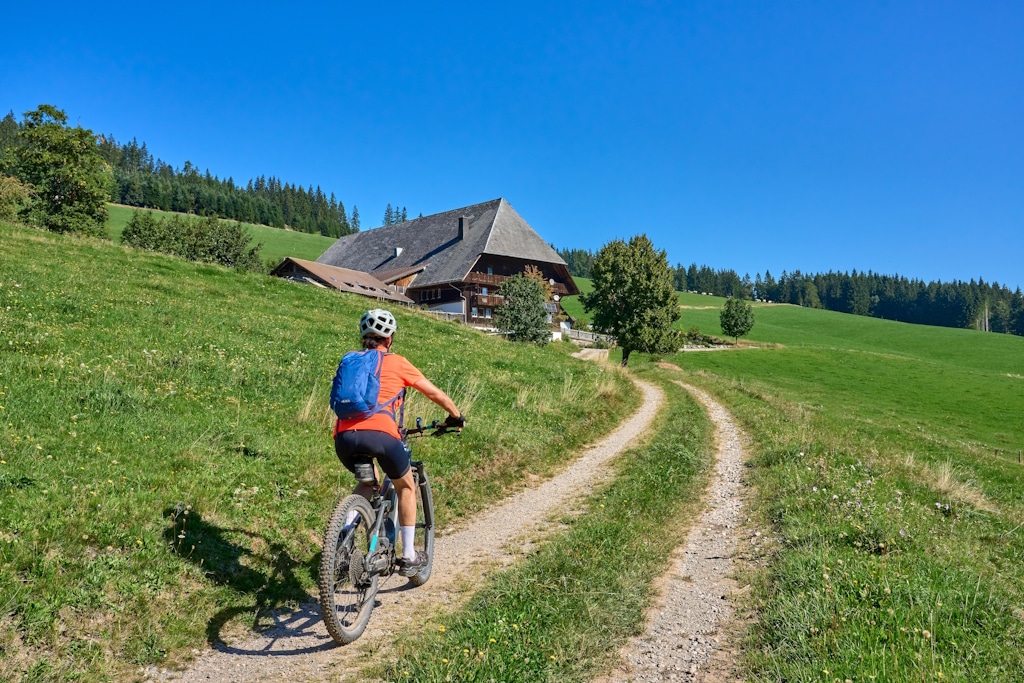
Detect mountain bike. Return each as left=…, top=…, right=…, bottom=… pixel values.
left=318, top=418, right=450, bottom=645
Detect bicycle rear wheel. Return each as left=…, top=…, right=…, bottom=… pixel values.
left=408, top=462, right=435, bottom=587
left=318, top=495, right=378, bottom=644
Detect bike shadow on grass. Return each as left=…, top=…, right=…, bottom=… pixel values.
left=163, top=502, right=338, bottom=656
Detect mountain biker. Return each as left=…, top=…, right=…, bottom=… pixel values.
left=334, top=308, right=465, bottom=576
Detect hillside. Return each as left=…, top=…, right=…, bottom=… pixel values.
left=0, top=220, right=638, bottom=681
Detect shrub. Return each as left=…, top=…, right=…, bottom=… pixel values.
left=0, top=175, right=33, bottom=221
left=121, top=209, right=263, bottom=271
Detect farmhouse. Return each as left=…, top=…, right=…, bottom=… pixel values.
left=315, top=198, right=579, bottom=326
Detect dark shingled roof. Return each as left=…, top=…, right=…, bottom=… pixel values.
left=316, top=198, right=570, bottom=289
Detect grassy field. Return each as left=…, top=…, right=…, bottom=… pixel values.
left=0, top=220, right=639, bottom=682
left=105, top=204, right=338, bottom=267
left=564, top=273, right=1024, bottom=680
left=671, top=302, right=1024, bottom=680
left=6, top=223, right=1023, bottom=681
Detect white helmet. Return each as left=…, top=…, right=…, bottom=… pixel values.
left=360, top=308, right=397, bottom=339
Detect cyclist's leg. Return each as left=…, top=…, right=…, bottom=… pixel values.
left=363, top=434, right=421, bottom=565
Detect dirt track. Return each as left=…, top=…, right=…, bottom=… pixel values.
left=597, top=378, right=749, bottom=682
left=154, top=379, right=663, bottom=683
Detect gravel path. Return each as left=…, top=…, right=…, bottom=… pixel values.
left=598, top=380, right=748, bottom=683
left=152, top=379, right=663, bottom=683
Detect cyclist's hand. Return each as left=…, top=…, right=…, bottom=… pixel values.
left=444, top=413, right=466, bottom=432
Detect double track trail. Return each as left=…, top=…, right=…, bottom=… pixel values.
left=157, top=380, right=663, bottom=682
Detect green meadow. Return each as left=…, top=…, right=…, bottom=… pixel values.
left=665, top=298, right=1024, bottom=680
left=3, top=219, right=1023, bottom=682
left=104, top=204, right=337, bottom=267
left=0, top=220, right=638, bottom=682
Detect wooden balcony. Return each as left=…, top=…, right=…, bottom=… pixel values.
left=473, top=294, right=504, bottom=307
left=463, top=272, right=508, bottom=287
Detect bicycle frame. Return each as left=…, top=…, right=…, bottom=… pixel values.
left=318, top=419, right=446, bottom=644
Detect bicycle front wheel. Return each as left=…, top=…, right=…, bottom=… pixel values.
left=408, top=462, right=435, bottom=587
left=318, top=495, right=378, bottom=644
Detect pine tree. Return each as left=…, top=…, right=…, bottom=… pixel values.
left=351, top=205, right=360, bottom=231
left=384, top=203, right=393, bottom=226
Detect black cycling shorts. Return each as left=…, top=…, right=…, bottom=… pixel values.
left=334, top=430, right=411, bottom=481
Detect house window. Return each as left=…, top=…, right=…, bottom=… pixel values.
left=485, top=308, right=491, bottom=318
left=487, top=267, right=493, bottom=275
left=482, top=287, right=488, bottom=296
left=471, top=307, right=478, bottom=317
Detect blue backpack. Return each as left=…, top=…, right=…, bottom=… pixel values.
left=330, top=349, right=403, bottom=421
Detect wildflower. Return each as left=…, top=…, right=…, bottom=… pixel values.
left=922, top=630, right=931, bottom=639
left=442, top=658, right=448, bottom=664
left=489, top=638, right=496, bottom=643
left=438, top=625, right=446, bottom=633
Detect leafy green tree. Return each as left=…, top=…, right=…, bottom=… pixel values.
left=720, top=297, right=755, bottom=342
left=581, top=234, right=681, bottom=366
left=494, top=273, right=550, bottom=345
left=10, top=105, right=111, bottom=236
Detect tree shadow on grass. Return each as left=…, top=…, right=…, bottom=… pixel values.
left=163, top=502, right=336, bottom=655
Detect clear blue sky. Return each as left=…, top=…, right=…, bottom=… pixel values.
left=3, top=1, right=1022, bottom=289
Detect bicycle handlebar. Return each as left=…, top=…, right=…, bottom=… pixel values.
left=403, top=417, right=463, bottom=438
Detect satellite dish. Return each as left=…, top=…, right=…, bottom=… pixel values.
left=553, top=294, right=560, bottom=302
left=548, top=278, right=555, bottom=286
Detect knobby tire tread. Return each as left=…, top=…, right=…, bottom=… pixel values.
left=318, top=495, right=377, bottom=645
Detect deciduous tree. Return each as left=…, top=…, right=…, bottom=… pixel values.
left=494, top=273, right=550, bottom=345
left=11, top=105, right=111, bottom=236
left=581, top=234, right=681, bottom=366
left=720, top=297, right=755, bottom=342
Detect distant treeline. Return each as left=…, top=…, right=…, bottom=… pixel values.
left=0, top=110, right=359, bottom=238
left=559, top=247, right=1024, bottom=336
left=96, top=134, right=357, bottom=237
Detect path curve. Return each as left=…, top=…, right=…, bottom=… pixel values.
left=153, top=379, right=663, bottom=683
left=599, top=380, right=748, bottom=683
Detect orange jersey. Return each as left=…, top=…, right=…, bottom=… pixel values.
left=334, top=352, right=426, bottom=439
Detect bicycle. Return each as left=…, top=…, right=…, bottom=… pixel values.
left=318, top=418, right=452, bottom=645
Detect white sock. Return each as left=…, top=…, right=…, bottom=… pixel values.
left=400, top=526, right=416, bottom=560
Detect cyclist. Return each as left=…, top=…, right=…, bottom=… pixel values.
left=334, top=308, right=465, bottom=576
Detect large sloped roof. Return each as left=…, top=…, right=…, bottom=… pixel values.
left=316, top=198, right=569, bottom=289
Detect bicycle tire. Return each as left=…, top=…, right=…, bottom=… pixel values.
left=318, top=495, right=378, bottom=644
left=408, top=463, right=435, bottom=587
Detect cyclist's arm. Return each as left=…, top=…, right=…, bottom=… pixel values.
left=412, top=378, right=460, bottom=418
